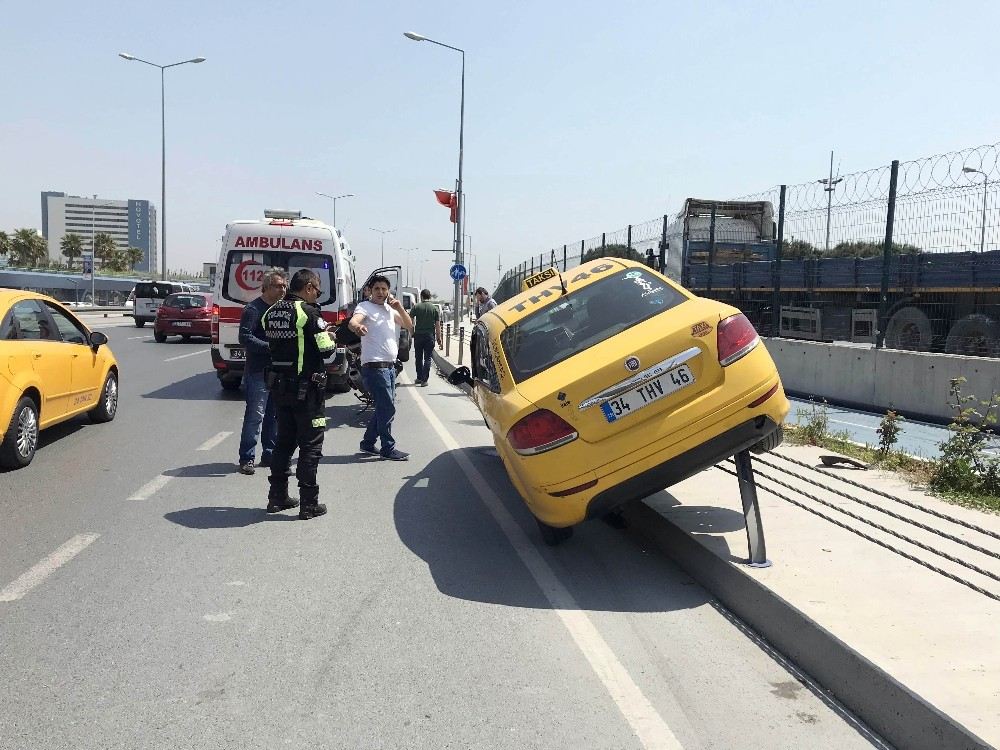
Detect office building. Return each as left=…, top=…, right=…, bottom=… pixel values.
left=42, top=191, right=158, bottom=274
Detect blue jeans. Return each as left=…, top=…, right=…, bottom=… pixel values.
left=361, top=366, right=396, bottom=455
left=239, top=370, right=277, bottom=463
left=413, top=333, right=435, bottom=382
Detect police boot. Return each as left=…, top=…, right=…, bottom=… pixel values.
left=298, top=486, right=326, bottom=520
left=266, top=479, right=299, bottom=514
left=298, top=502, right=327, bottom=520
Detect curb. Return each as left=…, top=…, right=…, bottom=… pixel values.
left=433, top=347, right=992, bottom=750
left=624, top=500, right=992, bottom=750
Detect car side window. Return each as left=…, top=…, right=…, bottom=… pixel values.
left=2, top=300, right=48, bottom=340
left=45, top=304, right=89, bottom=345
left=472, top=324, right=500, bottom=393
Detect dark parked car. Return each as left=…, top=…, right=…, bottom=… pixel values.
left=154, top=293, right=213, bottom=342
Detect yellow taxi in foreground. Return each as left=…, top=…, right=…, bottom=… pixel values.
left=0, top=290, right=119, bottom=469
left=449, top=259, right=789, bottom=545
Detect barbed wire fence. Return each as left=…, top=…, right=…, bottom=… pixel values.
left=496, top=141, right=1000, bottom=354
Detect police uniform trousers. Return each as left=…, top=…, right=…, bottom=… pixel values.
left=267, top=380, right=326, bottom=507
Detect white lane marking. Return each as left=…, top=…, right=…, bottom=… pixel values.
left=127, top=335, right=153, bottom=340
left=164, top=349, right=209, bottom=362
left=829, top=419, right=877, bottom=431
left=408, top=388, right=684, bottom=750
left=197, top=431, right=233, bottom=451
left=0, top=534, right=100, bottom=602
left=128, top=474, right=173, bottom=501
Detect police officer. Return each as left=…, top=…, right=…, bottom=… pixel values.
left=262, top=269, right=336, bottom=519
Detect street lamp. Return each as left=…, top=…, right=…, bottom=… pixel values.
left=404, top=30, right=465, bottom=326
left=963, top=167, right=989, bottom=253
left=316, top=192, right=354, bottom=227
left=399, top=247, right=418, bottom=286
left=119, top=52, right=206, bottom=279
left=816, top=150, right=843, bottom=254
left=369, top=227, right=396, bottom=266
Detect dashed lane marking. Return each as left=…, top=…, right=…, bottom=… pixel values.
left=197, top=431, right=233, bottom=451
left=163, top=349, right=210, bottom=362
left=407, top=379, right=685, bottom=750
left=127, top=474, right=173, bottom=501
left=0, top=534, right=100, bottom=602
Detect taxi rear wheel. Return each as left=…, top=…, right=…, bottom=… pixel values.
left=89, top=372, right=119, bottom=424
left=0, top=397, right=39, bottom=469
left=536, top=519, right=574, bottom=546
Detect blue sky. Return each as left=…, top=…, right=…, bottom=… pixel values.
left=2, top=0, right=998, bottom=293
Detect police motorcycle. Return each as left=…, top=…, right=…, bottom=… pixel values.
left=335, top=266, right=412, bottom=408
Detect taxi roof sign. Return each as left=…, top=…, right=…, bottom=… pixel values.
left=522, top=267, right=558, bottom=292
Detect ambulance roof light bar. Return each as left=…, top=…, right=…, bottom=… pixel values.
left=264, top=209, right=302, bottom=220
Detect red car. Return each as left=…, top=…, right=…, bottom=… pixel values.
left=154, top=292, right=213, bottom=342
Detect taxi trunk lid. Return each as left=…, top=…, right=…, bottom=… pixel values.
left=511, top=299, right=726, bottom=444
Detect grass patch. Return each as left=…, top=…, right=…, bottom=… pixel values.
left=784, top=397, right=1000, bottom=514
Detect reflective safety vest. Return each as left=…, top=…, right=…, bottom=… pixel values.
left=262, top=293, right=335, bottom=376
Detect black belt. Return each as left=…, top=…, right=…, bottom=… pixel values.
left=362, top=361, right=395, bottom=369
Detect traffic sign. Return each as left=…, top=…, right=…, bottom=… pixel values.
left=449, top=264, right=467, bottom=281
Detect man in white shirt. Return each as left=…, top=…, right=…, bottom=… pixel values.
left=348, top=275, right=414, bottom=460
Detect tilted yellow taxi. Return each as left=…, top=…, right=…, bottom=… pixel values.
left=450, top=259, right=788, bottom=544
left=0, top=290, right=119, bottom=469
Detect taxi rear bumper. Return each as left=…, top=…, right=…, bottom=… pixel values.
left=584, top=415, right=781, bottom=520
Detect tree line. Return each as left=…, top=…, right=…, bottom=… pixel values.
left=0, top=229, right=145, bottom=272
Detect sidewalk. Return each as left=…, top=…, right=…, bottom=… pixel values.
left=433, top=327, right=999, bottom=750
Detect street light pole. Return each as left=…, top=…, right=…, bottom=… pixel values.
left=119, top=52, right=205, bottom=279
left=404, top=31, right=465, bottom=325
left=963, top=167, right=989, bottom=252
left=817, top=150, right=843, bottom=254
left=399, top=248, right=418, bottom=286
left=369, top=227, right=396, bottom=266
left=316, top=192, right=354, bottom=227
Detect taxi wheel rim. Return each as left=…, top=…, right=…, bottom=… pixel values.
left=105, top=377, right=118, bottom=416
left=16, top=406, right=38, bottom=458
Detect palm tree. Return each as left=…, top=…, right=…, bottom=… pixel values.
left=124, top=246, right=144, bottom=271
left=0, top=231, right=9, bottom=261
left=60, top=233, right=85, bottom=269
left=10, top=228, right=48, bottom=267
left=92, top=232, right=118, bottom=268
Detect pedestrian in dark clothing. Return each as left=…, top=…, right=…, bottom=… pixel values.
left=263, top=269, right=336, bottom=519
left=237, top=269, right=288, bottom=475
left=410, top=289, right=442, bottom=386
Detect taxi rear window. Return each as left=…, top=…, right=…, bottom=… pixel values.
left=500, top=269, right=686, bottom=382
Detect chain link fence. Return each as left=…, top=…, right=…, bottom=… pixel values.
left=496, top=142, right=1000, bottom=356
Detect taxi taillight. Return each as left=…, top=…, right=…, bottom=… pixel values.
left=717, top=313, right=759, bottom=366
left=507, top=409, right=578, bottom=456
left=211, top=304, right=219, bottom=344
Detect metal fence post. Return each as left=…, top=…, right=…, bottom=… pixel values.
left=445, top=323, right=452, bottom=357
left=735, top=450, right=770, bottom=567
left=707, top=205, right=717, bottom=293
left=772, top=185, right=786, bottom=337
left=659, top=214, right=668, bottom=274
left=602, top=232, right=606, bottom=252
left=458, top=326, right=465, bottom=365
left=876, top=160, right=900, bottom=349
left=627, top=224, right=632, bottom=251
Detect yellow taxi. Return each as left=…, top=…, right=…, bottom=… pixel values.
left=449, top=259, right=789, bottom=544
left=0, top=290, right=119, bottom=469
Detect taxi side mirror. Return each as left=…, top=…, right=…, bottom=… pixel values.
left=89, top=331, right=108, bottom=350
left=447, top=366, right=473, bottom=387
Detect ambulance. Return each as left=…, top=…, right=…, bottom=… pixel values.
left=210, top=210, right=357, bottom=392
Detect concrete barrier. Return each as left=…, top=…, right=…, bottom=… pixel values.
left=763, top=337, right=1000, bottom=423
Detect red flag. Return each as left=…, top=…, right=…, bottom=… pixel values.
left=433, top=189, right=458, bottom=224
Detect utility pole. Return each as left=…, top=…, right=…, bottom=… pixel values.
left=817, top=150, right=843, bottom=253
